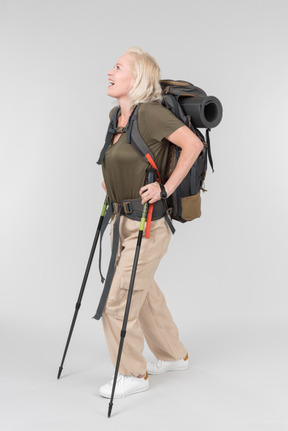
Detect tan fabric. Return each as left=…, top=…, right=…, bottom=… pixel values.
left=102, top=102, right=184, bottom=203
left=102, top=215, right=187, bottom=376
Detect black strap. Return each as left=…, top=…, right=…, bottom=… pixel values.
left=126, top=105, right=138, bottom=144
left=165, top=212, right=175, bottom=234
left=206, top=128, right=214, bottom=172
left=127, top=105, right=156, bottom=161
left=97, top=107, right=120, bottom=165
left=98, top=204, right=113, bottom=283
left=94, top=206, right=122, bottom=320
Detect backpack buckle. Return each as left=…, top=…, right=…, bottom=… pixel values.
left=123, top=201, right=132, bottom=214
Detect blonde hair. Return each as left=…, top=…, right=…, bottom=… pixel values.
left=125, top=47, right=162, bottom=108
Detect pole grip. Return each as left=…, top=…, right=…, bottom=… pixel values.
left=146, top=167, right=156, bottom=185
left=145, top=168, right=157, bottom=238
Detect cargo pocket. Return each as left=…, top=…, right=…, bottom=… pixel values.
left=115, top=277, right=147, bottom=321
left=181, top=192, right=201, bottom=221
left=104, top=275, right=127, bottom=319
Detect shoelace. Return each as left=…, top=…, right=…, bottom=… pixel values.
left=108, top=374, right=131, bottom=398
left=156, top=360, right=163, bottom=368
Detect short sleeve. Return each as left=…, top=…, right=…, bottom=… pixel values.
left=109, top=106, right=118, bottom=120
left=138, top=102, right=184, bottom=143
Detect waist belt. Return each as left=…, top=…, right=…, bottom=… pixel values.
left=93, top=198, right=175, bottom=321
left=112, top=198, right=171, bottom=221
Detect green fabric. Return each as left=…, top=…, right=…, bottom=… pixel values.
left=102, top=101, right=184, bottom=203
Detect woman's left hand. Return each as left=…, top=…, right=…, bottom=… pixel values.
left=139, top=181, right=161, bottom=205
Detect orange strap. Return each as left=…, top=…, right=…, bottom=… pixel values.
left=145, top=154, right=161, bottom=182
left=144, top=154, right=161, bottom=239
left=145, top=203, right=154, bottom=238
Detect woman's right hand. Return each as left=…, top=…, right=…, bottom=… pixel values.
left=102, top=181, right=107, bottom=193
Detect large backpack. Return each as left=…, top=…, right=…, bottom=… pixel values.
left=97, top=79, right=222, bottom=223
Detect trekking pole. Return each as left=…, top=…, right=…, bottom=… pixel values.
left=108, top=168, right=156, bottom=418
left=57, top=195, right=108, bottom=379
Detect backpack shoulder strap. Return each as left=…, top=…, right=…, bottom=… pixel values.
left=97, top=104, right=162, bottom=182
left=97, top=107, right=120, bottom=165
left=127, top=105, right=162, bottom=182
left=127, top=105, right=175, bottom=235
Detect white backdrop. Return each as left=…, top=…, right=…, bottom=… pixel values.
left=1, top=0, right=288, bottom=430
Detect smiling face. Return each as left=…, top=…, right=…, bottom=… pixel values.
left=107, top=54, right=135, bottom=101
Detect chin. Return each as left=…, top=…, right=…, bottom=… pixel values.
left=107, top=88, right=118, bottom=98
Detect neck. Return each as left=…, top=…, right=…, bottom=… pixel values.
left=118, top=98, right=132, bottom=123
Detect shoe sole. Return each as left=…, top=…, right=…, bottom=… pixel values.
left=99, top=384, right=150, bottom=399
left=147, top=363, right=189, bottom=375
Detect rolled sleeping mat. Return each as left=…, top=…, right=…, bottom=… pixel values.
left=180, top=95, right=223, bottom=129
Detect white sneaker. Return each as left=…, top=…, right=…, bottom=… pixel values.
left=147, top=354, right=189, bottom=375
left=99, top=372, right=149, bottom=398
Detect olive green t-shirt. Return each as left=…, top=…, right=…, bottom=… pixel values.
left=102, top=102, right=184, bottom=203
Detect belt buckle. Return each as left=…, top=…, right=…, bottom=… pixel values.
left=112, top=202, right=119, bottom=215
left=123, top=201, right=132, bottom=214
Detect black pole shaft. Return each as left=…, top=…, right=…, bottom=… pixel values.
left=108, top=231, right=144, bottom=417
left=108, top=167, right=156, bottom=417
left=57, top=198, right=107, bottom=379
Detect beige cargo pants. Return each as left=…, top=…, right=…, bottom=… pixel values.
left=102, top=214, right=187, bottom=376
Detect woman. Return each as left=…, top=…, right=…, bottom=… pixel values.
left=99, top=47, right=203, bottom=398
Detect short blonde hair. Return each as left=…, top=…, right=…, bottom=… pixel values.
left=125, top=47, right=162, bottom=108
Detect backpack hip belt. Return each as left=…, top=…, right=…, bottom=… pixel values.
left=111, top=198, right=169, bottom=221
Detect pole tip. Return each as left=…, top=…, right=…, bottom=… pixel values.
left=108, top=402, right=113, bottom=418
left=57, top=366, right=63, bottom=379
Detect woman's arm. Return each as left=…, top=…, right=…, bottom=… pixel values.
left=102, top=181, right=107, bottom=193
left=139, top=125, right=204, bottom=204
